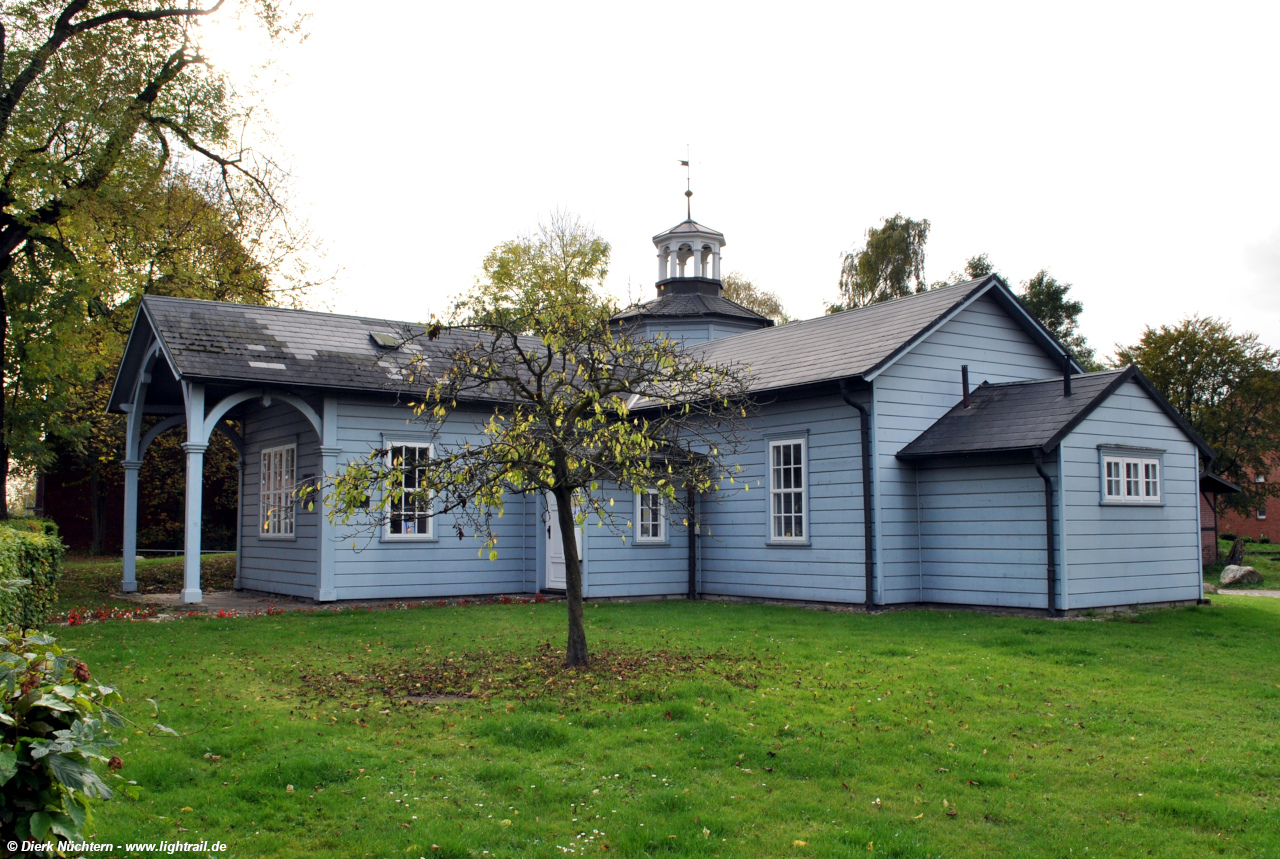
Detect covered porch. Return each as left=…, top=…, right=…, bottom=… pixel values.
left=109, top=311, right=344, bottom=605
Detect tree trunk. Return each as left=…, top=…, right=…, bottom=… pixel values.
left=89, top=464, right=104, bottom=555
left=552, top=484, right=589, bottom=668
left=0, top=276, right=8, bottom=519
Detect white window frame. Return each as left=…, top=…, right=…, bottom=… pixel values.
left=768, top=438, right=808, bottom=543
left=635, top=489, right=666, bottom=543
left=1100, top=453, right=1162, bottom=505
left=260, top=443, right=296, bottom=539
left=1257, top=475, right=1267, bottom=520
left=384, top=441, right=434, bottom=540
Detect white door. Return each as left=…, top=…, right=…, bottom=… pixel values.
left=545, top=493, right=582, bottom=590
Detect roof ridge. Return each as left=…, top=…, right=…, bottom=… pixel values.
left=143, top=294, right=430, bottom=331
left=696, top=277, right=988, bottom=350
left=980, top=368, right=1126, bottom=390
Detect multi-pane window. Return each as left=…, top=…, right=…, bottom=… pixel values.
left=769, top=439, right=807, bottom=541
left=1104, top=459, right=1123, bottom=498
left=1101, top=455, right=1161, bottom=504
left=386, top=443, right=433, bottom=538
left=636, top=490, right=665, bottom=542
left=260, top=444, right=296, bottom=538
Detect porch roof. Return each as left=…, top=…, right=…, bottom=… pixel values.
left=108, top=295, right=539, bottom=413
left=895, top=366, right=1215, bottom=462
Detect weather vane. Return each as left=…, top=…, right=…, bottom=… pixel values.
left=680, top=145, right=691, bottom=220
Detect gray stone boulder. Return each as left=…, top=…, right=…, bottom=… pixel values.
left=1220, top=565, right=1263, bottom=586
left=1226, top=538, right=1246, bottom=567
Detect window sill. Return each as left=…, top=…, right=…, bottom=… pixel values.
left=633, top=538, right=669, bottom=547
left=379, top=535, right=439, bottom=544
left=766, top=539, right=811, bottom=548
left=258, top=534, right=297, bottom=542
left=1099, top=500, right=1164, bottom=507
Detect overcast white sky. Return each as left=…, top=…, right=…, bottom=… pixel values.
left=206, top=1, right=1280, bottom=360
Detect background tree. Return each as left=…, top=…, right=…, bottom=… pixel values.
left=961, top=253, right=997, bottom=280
left=472, top=210, right=610, bottom=333
left=1114, top=316, right=1280, bottom=516
left=1018, top=269, right=1099, bottom=370
left=720, top=271, right=791, bottom=324
left=327, top=223, right=754, bottom=668
left=0, top=0, right=299, bottom=516
left=29, top=162, right=318, bottom=544
left=947, top=254, right=1101, bottom=371
left=827, top=214, right=930, bottom=312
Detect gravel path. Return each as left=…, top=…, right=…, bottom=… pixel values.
left=1217, top=589, right=1280, bottom=598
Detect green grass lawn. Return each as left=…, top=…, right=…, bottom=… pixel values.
left=52, top=595, right=1280, bottom=858
left=1205, top=538, right=1280, bottom=590
left=56, top=553, right=237, bottom=612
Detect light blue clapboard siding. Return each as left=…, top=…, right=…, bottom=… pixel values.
left=631, top=318, right=764, bottom=346
left=239, top=398, right=322, bottom=597
left=327, top=395, right=533, bottom=599
left=1059, top=380, right=1201, bottom=609
left=916, top=461, right=1058, bottom=609
left=581, top=486, right=690, bottom=598
left=698, top=395, right=867, bottom=603
left=872, top=294, right=1062, bottom=604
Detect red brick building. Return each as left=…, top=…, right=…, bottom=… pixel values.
left=1200, top=470, right=1265, bottom=564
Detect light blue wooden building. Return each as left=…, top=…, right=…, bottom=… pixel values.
left=109, top=215, right=1215, bottom=614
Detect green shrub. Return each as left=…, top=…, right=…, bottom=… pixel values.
left=2, top=519, right=58, bottom=538
left=1260, top=535, right=1272, bottom=544
left=0, top=522, right=64, bottom=628
left=0, top=629, right=131, bottom=843
left=1220, top=532, right=1236, bottom=542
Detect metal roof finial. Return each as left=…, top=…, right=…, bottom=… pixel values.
left=680, top=144, right=692, bottom=220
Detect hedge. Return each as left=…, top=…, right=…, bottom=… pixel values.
left=0, top=519, right=64, bottom=628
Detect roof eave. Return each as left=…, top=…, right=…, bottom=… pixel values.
left=106, top=300, right=183, bottom=414
left=896, top=445, right=1045, bottom=465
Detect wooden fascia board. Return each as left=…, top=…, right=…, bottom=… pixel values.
left=896, top=446, right=1044, bottom=467
left=106, top=304, right=178, bottom=415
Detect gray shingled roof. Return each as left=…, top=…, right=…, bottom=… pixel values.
left=896, top=366, right=1214, bottom=461
left=134, top=295, right=512, bottom=398
left=689, top=277, right=1038, bottom=394
left=118, top=275, right=1087, bottom=417
left=611, top=292, right=771, bottom=323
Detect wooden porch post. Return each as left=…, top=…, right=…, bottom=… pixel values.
left=317, top=395, right=339, bottom=601
left=120, top=460, right=141, bottom=592
left=181, top=382, right=206, bottom=604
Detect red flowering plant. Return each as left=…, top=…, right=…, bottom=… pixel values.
left=0, top=629, right=141, bottom=843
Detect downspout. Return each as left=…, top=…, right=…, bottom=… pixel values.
left=840, top=382, right=876, bottom=612
left=687, top=486, right=698, bottom=600
left=1033, top=449, right=1059, bottom=617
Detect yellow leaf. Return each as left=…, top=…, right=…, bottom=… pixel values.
left=180, top=806, right=194, bottom=812
left=792, top=840, right=807, bottom=847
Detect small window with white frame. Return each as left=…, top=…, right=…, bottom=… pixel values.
left=635, top=489, right=665, bottom=543
left=1258, top=474, right=1267, bottom=520
left=260, top=443, right=296, bottom=538
left=385, top=442, right=433, bottom=539
left=769, top=438, right=807, bottom=541
left=1101, top=453, right=1161, bottom=504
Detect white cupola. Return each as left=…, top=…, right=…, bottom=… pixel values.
left=652, top=218, right=725, bottom=293
left=609, top=177, right=771, bottom=346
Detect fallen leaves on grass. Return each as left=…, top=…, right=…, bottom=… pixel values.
left=302, top=648, right=769, bottom=707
